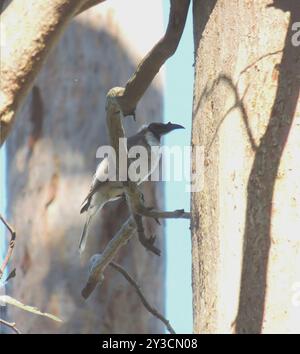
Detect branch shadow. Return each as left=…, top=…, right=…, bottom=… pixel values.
left=235, top=1, right=300, bottom=333
left=194, top=74, right=257, bottom=155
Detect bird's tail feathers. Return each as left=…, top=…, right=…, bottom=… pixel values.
left=79, top=215, right=92, bottom=255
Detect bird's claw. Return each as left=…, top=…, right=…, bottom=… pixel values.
left=145, top=235, right=161, bottom=256
left=130, top=110, right=136, bottom=121
left=148, top=234, right=156, bottom=245
left=146, top=206, right=160, bottom=224
left=138, top=232, right=161, bottom=256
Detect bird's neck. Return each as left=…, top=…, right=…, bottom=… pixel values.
left=145, top=130, right=160, bottom=146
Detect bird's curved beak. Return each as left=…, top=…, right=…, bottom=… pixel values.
left=149, top=121, right=185, bottom=136
left=168, top=123, right=185, bottom=131
left=165, top=122, right=185, bottom=133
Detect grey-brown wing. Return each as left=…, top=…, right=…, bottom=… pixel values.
left=80, top=178, right=105, bottom=214
left=80, top=134, right=148, bottom=213
left=80, top=157, right=109, bottom=213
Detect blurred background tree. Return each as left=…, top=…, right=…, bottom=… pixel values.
left=4, top=1, right=165, bottom=333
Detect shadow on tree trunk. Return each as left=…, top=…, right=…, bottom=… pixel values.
left=235, top=0, right=300, bottom=334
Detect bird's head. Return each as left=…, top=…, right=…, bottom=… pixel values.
left=147, top=122, right=184, bottom=139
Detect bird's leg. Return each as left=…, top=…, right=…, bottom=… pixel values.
left=134, top=214, right=161, bottom=256
left=147, top=234, right=157, bottom=245
left=136, top=188, right=160, bottom=222
left=122, top=183, right=160, bottom=255
left=134, top=187, right=145, bottom=203
left=129, top=109, right=136, bottom=121
left=138, top=230, right=161, bottom=257
left=144, top=206, right=161, bottom=225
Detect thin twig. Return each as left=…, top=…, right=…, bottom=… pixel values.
left=110, top=261, right=176, bottom=334
left=0, top=214, right=16, bottom=280
left=0, top=318, right=21, bottom=334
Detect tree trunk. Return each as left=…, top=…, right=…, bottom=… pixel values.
left=6, top=1, right=165, bottom=334
left=192, top=0, right=300, bottom=334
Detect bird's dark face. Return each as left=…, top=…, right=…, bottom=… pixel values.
left=148, top=122, right=184, bottom=138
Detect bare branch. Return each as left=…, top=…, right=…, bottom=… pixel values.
left=81, top=217, right=136, bottom=299
left=110, top=261, right=176, bottom=334
left=75, top=0, right=106, bottom=15
left=105, top=91, right=161, bottom=255
left=138, top=207, right=191, bottom=220
left=0, top=318, right=21, bottom=334
left=124, top=182, right=190, bottom=221
left=117, top=0, right=191, bottom=116
left=0, top=0, right=87, bottom=145
left=0, top=214, right=16, bottom=280
left=0, top=295, right=63, bottom=322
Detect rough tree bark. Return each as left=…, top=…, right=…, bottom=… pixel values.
left=5, top=1, right=165, bottom=333
left=192, top=0, right=300, bottom=333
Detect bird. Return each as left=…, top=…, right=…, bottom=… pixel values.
left=79, top=121, right=184, bottom=254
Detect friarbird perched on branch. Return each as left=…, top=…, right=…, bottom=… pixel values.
left=79, top=122, right=184, bottom=254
